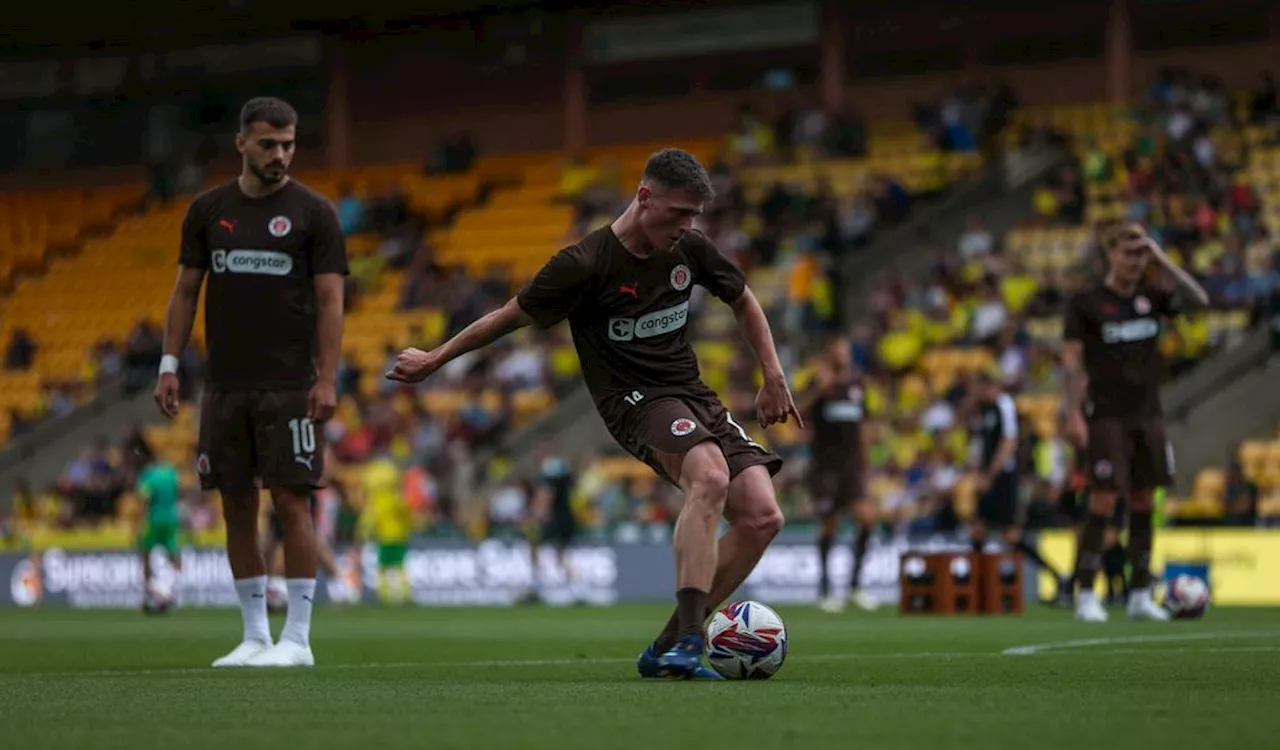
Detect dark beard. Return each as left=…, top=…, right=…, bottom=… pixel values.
left=250, top=161, right=286, bottom=184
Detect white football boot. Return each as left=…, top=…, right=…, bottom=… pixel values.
left=1075, top=591, right=1109, bottom=623
left=818, top=595, right=846, bottom=613
left=1127, top=588, right=1171, bottom=621
left=211, top=639, right=273, bottom=668
left=242, top=639, right=315, bottom=668
left=851, top=590, right=880, bottom=612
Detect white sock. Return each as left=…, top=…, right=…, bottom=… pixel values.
left=1128, top=587, right=1150, bottom=603
left=234, top=576, right=272, bottom=645
left=280, top=578, right=316, bottom=647
left=1078, top=590, right=1098, bottom=605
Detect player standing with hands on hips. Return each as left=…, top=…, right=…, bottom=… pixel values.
left=388, top=148, right=798, bottom=680
left=154, top=97, right=349, bottom=666
left=1061, top=222, right=1207, bottom=623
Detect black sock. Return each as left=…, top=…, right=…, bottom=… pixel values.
left=655, top=603, right=713, bottom=653
left=851, top=527, right=870, bottom=591
left=1103, top=542, right=1126, bottom=598
left=1014, top=537, right=1060, bottom=579
left=1127, top=512, right=1153, bottom=590
left=676, top=588, right=709, bottom=641
left=818, top=533, right=834, bottom=598
left=1075, top=513, right=1109, bottom=591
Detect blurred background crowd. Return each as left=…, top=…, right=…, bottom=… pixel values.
left=3, top=0, right=1280, bottom=555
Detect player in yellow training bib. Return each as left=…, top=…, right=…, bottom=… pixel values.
left=357, top=453, right=414, bottom=604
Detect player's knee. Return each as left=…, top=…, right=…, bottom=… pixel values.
left=686, top=466, right=730, bottom=515
left=1087, top=491, right=1118, bottom=516
left=743, top=502, right=785, bottom=540
left=220, top=492, right=258, bottom=526
left=818, top=515, right=837, bottom=538
left=1001, top=527, right=1021, bottom=546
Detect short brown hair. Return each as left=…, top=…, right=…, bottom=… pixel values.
left=643, top=148, right=714, bottom=202
left=1102, top=221, right=1147, bottom=250
left=240, top=97, right=298, bottom=132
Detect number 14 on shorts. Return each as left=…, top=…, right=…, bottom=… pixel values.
left=624, top=391, right=645, bottom=406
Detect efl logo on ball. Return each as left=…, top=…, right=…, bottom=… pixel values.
left=670, top=264, right=692, bottom=291
left=670, top=418, right=697, bottom=437
left=268, top=215, right=292, bottom=238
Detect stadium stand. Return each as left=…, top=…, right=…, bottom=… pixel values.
left=1, top=97, right=994, bottom=543
left=4, top=59, right=1279, bottom=549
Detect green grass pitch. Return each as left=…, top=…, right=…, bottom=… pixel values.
left=2, top=604, right=1278, bottom=750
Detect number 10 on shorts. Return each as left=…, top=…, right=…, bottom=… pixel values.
left=289, top=417, right=316, bottom=455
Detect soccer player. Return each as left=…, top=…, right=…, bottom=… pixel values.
left=136, top=455, right=182, bottom=601
left=357, top=450, right=413, bottom=605
left=388, top=148, right=797, bottom=680
left=1062, top=222, right=1207, bottom=623
left=154, top=97, right=348, bottom=666
left=525, top=448, right=579, bottom=603
left=795, top=337, right=877, bottom=613
left=967, top=370, right=1062, bottom=583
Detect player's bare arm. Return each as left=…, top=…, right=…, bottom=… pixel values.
left=154, top=265, right=206, bottom=418
left=1060, top=340, right=1088, bottom=447
left=311, top=273, right=345, bottom=422
left=386, top=297, right=535, bottom=383
left=1144, top=238, right=1209, bottom=308
left=729, top=286, right=802, bottom=429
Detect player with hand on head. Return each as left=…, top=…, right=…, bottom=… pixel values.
left=1061, top=222, right=1207, bottom=623
left=794, top=336, right=878, bottom=613
left=388, top=148, right=798, bottom=680
left=154, top=97, right=348, bottom=666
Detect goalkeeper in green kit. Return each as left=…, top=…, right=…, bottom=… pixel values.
left=137, top=457, right=183, bottom=591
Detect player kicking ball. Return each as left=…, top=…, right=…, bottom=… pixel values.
left=1061, top=222, right=1207, bottom=623
left=388, top=148, right=798, bottom=680
left=155, top=97, right=349, bottom=666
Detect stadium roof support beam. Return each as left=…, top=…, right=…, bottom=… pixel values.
left=563, top=12, right=587, bottom=157
left=819, top=0, right=846, bottom=112
left=1105, top=0, right=1133, bottom=104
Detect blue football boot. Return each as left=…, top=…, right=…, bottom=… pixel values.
left=637, top=635, right=723, bottom=680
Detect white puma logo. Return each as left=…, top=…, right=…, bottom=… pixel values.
left=294, top=455, right=314, bottom=470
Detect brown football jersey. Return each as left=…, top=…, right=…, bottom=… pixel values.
left=516, top=226, right=745, bottom=423
left=808, top=375, right=866, bottom=469
left=180, top=179, right=348, bottom=390
left=1062, top=284, right=1176, bottom=420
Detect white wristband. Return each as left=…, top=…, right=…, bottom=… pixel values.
left=159, top=354, right=180, bottom=376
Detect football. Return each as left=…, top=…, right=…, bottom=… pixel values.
left=705, top=600, right=788, bottom=679
left=1164, top=574, right=1209, bottom=619
left=142, top=580, right=175, bottom=616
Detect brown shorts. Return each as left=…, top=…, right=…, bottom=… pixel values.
left=809, top=463, right=866, bottom=517
left=196, top=389, right=324, bottom=494
left=612, top=394, right=783, bottom=486
left=1085, top=416, right=1172, bottom=494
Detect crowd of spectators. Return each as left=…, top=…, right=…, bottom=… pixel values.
left=14, top=74, right=1280, bottom=547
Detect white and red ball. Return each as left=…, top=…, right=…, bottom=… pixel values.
left=1164, top=574, right=1209, bottom=619
left=705, top=600, right=788, bottom=679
